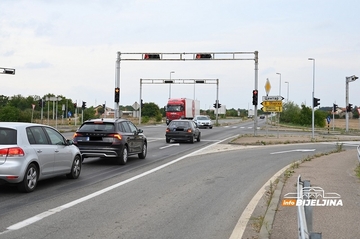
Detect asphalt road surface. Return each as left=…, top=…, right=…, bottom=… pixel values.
left=0, top=120, right=346, bottom=239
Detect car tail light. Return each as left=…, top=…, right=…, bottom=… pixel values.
left=166, top=128, right=170, bottom=132
left=0, top=147, right=25, bottom=157
left=109, top=134, right=122, bottom=140
left=73, top=132, right=83, bottom=138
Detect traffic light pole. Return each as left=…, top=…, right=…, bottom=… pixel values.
left=345, top=75, right=358, bottom=132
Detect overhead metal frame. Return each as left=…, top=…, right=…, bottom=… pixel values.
left=139, top=79, right=219, bottom=125
left=115, top=51, right=259, bottom=135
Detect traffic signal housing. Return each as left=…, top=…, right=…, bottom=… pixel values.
left=313, top=97, right=320, bottom=107
left=73, top=103, right=77, bottom=108
left=195, top=53, right=212, bottom=59
left=213, top=102, right=221, bottom=108
left=144, top=54, right=160, bottom=60
left=347, top=103, right=353, bottom=112
left=333, top=103, right=338, bottom=113
left=82, top=101, right=86, bottom=110
left=115, top=87, right=120, bottom=103
left=141, top=99, right=143, bottom=109
left=252, top=90, right=258, bottom=105
left=38, top=99, right=43, bottom=108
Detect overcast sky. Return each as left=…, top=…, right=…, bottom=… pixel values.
left=1, top=0, right=359, bottom=110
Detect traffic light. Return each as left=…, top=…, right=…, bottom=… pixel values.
left=347, top=103, right=353, bottom=112
left=73, top=103, right=77, bottom=108
left=141, top=99, right=143, bottom=109
left=333, top=103, right=338, bottom=113
left=102, top=104, right=106, bottom=109
left=213, top=102, right=221, bottom=108
left=313, top=97, right=320, bottom=107
left=1, top=68, right=15, bottom=75
left=252, top=90, right=258, bottom=105
left=82, top=101, right=86, bottom=110
left=42, top=100, right=46, bottom=108
left=195, top=53, right=212, bottom=59
left=115, top=87, right=120, bottom=103
left=38, top=99, right=43, bottom=108
left=144, top=54, right=160, bottom=60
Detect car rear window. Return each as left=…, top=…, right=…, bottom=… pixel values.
left=170, top=121, right=190, bottom=127
left=0, top=128, right=17, bottom=144
left=79, top=122, right=115, bottom=132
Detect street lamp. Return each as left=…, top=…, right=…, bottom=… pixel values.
left=169, top=71, right=175, bottom=99
left=345, top=75, right=358, bottom=131
left=308, top=58, right=315, bottom=139
left=285, top=81, right=289, bottom=102
left=276, top=73, right=281, bottom=96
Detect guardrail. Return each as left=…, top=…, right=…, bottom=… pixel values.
left=297, top=175, right=322, bottom=239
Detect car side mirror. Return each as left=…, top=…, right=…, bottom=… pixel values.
left=138, top=129, right=143, bottom=134
left=66, top=139, right=74, bottom=145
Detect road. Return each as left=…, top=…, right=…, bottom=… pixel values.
left=0, top=119, right=347, bottom=238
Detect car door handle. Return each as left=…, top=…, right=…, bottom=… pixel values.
left=55, top=150, right=59, bottom=153
left=37, top=150, right=42, bottom=153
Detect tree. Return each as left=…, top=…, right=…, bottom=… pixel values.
left=142, top=102, right=161, bottom=118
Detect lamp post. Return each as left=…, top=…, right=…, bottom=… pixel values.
left=308, top=58, right=315, bottom=139
left=276, top=73, right=281, bottom=96
left=169, top=71, right=175, bottom=99
left=345, top=75, right=358, bottom=132
left=285, top=81, right=289, bottom=102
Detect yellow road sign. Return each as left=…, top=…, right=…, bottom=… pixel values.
left=261, top=106, right=283, bottom=112
left=261, top=101, right=282, bottom=107
left=265, top=78, right=271, bottom=95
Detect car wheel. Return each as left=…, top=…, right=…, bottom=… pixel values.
left=197, top=133, right=201, bottom=142
left=18, top=163, right=38, bottom=193
left=66, top=155, right=82, bottom=179
left=190, top=135, right=194, bottom=143
left=138, top=142, right=147, bottom=159
left=166, top=137, right=170, bottom=143
left=209, top=126, right=212, bottom=129
left=117, top=145, right=128, bottom=165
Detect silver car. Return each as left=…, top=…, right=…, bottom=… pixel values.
left=0, top=122, right=82, bottom=192
left=193, top=115, right=213, bottom=129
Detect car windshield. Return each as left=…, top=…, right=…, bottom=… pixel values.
left=79, top=122, right=115, bottom=131
left=197, top=116, right=209, bottom=120
left=167, top=105, right=183, bottom=112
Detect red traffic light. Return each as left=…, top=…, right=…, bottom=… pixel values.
left=253, top=90, right=258, bottom=95
left=144, top=54, right=160, bottom=60
left=195, top=53, right=212, bottom=59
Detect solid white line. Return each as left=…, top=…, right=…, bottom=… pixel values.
left=270, top=149, right=316, bottom=154
left=229, top=164, right=290, bottom=239
left=3, top=135, right=236, bottom=233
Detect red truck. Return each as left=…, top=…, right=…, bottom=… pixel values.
left=165, top=98, right=200, bottom=125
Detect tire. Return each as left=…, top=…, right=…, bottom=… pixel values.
left=116, top=145, right=128, bottom=165
left=66, top=155, right=82, bottom=179
left=166, top=137, right=170, bottom=143
left=197, top=133, right=201, bottom=142
left=18, top=163, right=38, bottom=193
left=209, top=126, right=213, bottom=129
left=138, top=142, right=147, bottom=159
left=190, top=135, right=194, bottom=144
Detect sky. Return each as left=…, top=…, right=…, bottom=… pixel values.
left=1, top=0, right=360, bottom=111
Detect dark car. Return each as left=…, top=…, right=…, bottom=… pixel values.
left=165, top=119, right=200, bottom=143
left=72, top=118, right=147, bottom=165
left=0, top=122, right=82, bottom=192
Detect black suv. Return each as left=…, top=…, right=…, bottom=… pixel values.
left=73, top=118, right=147, bottom=165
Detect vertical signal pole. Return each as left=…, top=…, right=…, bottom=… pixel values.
left=254, top=51, right=259, bottom=136
left=115, top=52, right=121, bottom=118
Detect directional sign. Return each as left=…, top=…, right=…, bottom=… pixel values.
left=261, top=106, right=283, bottom=112
left=262, top=95, right=284, bottom=101
left=261, top=101, right=282, bottom=107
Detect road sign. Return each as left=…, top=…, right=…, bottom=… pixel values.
left=132, top=101, right=140, bottom=110
left=261, top=106, right=283, bottom=112
left=261, top=101, right=282, bottom=107
left=262, top=95, right=284, bottom=101
left=264, top=78, right=271, bottom=95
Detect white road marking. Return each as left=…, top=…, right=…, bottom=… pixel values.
left=2, top=136, right=236, bottom=234
left=159, top=144, right=179, bottom=149
left=270, top=149, right=316, bottom=154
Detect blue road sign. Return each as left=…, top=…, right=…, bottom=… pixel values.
left=326, top=116, right=331, bottom=124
